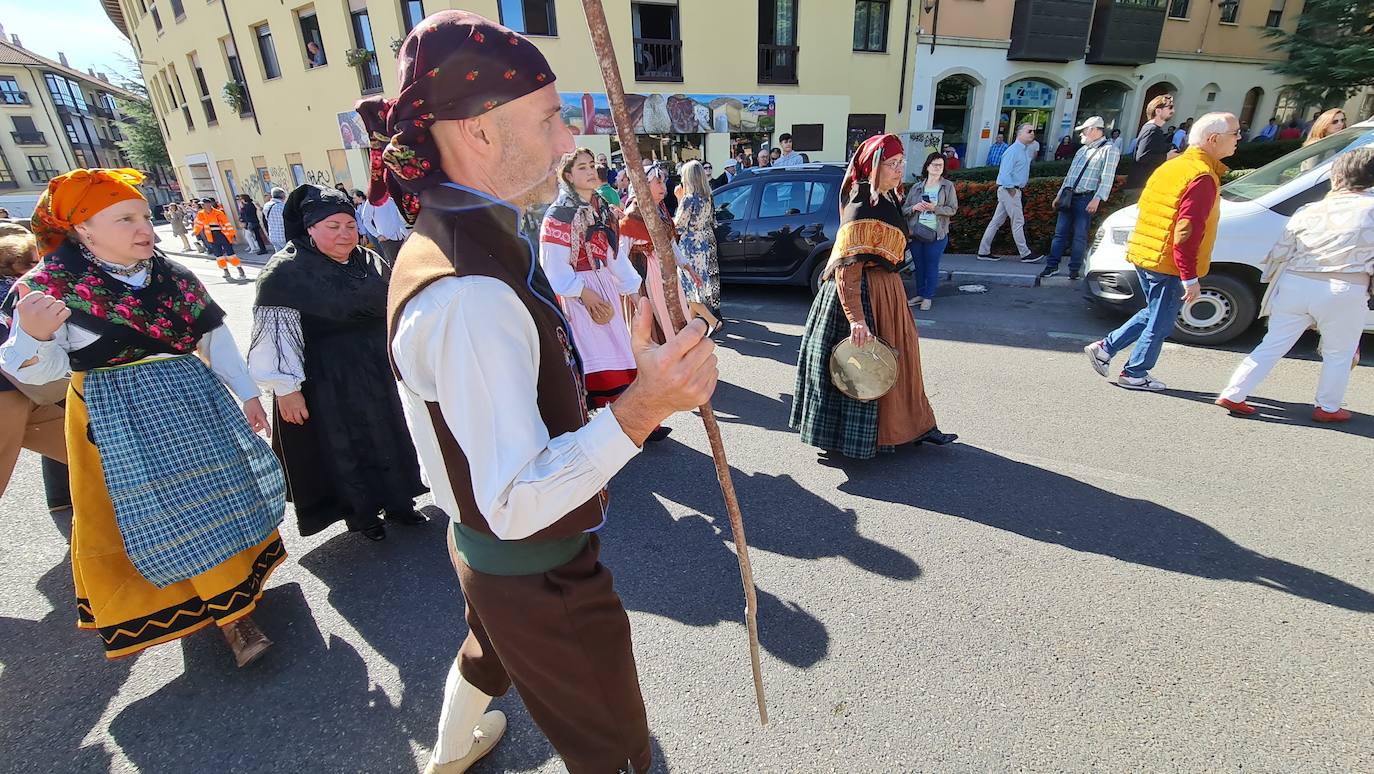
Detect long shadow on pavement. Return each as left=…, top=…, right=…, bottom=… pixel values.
left=607, top=436, right=924, bottom=670
left=831, top=444, right=1374, bottom=614
left=0, top=558, right=133, bottom=773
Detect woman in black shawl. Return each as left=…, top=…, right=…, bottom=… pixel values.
left=248, top=184, right=427, bottom=541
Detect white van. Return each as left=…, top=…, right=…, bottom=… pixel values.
left=1083, top=119, right=1374, bottom=344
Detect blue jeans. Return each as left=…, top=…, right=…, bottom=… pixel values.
left=912, top=236, right=948, bottom=299
left=1102, top=267, right=1185, bottom=377
left=1047, top=193, right=1093, bottom=272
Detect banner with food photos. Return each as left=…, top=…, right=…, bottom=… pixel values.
left=560, top=92, right=776, bottom=135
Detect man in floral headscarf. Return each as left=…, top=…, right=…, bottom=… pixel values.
left=367, top=11, right=718, bottom=774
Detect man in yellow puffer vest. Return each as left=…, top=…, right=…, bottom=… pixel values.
left=1084, top=112, right=1240, bottom=390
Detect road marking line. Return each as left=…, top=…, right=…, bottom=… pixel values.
left=1047, top=331, right=1099, bottom=342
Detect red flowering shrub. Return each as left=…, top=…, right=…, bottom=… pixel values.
left=947, top=175, right=1130, bottom=255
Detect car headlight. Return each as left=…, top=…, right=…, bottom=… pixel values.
left=1110, top=227, right=1131, bottom=245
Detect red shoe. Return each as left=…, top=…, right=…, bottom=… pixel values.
left=1312, top=407, right=1352, bottom=423
left=1214, top=397, right=1257, bottom=415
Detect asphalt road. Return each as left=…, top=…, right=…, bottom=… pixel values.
left=2, top=249, right=1371, bottom=773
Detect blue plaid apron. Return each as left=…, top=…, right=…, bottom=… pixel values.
left=83, top=355, right=286, bottom=588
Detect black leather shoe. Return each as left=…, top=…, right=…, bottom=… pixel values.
left=385, top=508, right=428, bottom=525
left=914, top=427, right=959, bottom=446
left=360, top=524, right=387, bottom=541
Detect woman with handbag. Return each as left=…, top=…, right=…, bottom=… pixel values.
left=790, top=134, right=957, bottom=460
left=904, top=152, right=959, bottom=311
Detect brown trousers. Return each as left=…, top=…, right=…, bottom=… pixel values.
left=448, top=531, right=652, bottom=774
left=0, top=389, right=68, bottom=498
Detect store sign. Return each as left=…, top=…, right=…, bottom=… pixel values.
left=1002, top=80, right=1057, bottom=110
left=561, top=92, right=776, bottom=135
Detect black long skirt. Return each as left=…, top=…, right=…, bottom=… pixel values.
left=272, top=319, right=427, bottom=536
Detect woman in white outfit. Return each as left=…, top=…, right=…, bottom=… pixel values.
left=1216, top=147, right=1374, bottom=422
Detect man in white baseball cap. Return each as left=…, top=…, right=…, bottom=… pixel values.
left=1038, top=115, right=1120, bottom=281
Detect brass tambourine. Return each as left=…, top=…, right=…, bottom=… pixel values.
left=829, top=337, right=899, bottom=402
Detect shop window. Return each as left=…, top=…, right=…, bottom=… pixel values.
left=845, top=113, right=885, bottom=159
left=400, top=0, right=425, bottom=33
left=853, top=0, right=889, bottom=53
left=934, top=75, right=976, bottom=150
left=790, top=123, right=824, bottom=152
left=255, top=24, right=282, bottom=80
left=499, top=0, right=557, bottom=36
left=1167, top=0, right=1189, bottom=17
left=1076, top=81, right=1129, bottom=133
left=299, top=8, right=327, bottom=68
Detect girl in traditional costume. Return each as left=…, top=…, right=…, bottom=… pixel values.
left=617, top=165, right=700, bottom=345
left=0, top=169, right=286, bottom=666
left=790, top=135, right=958, bottom=459
left=539, top=149, right=642, bottom=409
left=248, top=184, right=428, bottom=542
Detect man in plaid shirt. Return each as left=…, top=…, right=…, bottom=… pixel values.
left=1039, top=116, right=1120, bottom=280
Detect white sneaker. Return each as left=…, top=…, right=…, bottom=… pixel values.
left=1118, top=373, right=1166, bottom=391
left=1084, top=340, right=1111, bottom=377
left=907, top=295, right=924, bottom=307
left=919, top=298, right=932, bottom=311
left=424, top=711, right=507, bottom=774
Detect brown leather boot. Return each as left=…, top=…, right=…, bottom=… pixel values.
left=221, top=616, right=272, bottom=668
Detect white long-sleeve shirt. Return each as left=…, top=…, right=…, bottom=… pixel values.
left=364, top=198, right=412, bottom=242
left=0, top=269, right=258, bottom=400
left=391, top=275, right=640, bottom=540
left=247, top=305, right=305, bottom=395
left=539, top=239, right=642, bottom=299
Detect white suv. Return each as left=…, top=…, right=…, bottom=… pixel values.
left=1084, top=119, right=1374, bottom=345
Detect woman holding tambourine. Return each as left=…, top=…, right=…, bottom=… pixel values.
left=789, top=134, right=957, bottom=460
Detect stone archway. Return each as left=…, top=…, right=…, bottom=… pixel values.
left=932, top=74, right=978, bottom=160
left=1077, top=80, right=1132, bottom=133
left=1239, top=87, right=1264, bottom=131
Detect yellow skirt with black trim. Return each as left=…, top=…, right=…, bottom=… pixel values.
left=67, top=370, right=287, bottom=660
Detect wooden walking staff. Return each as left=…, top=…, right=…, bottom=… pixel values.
left=578, top=0, right=768, bottom=726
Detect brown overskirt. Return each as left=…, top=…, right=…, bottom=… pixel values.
left=837, top=264, right=938, bottom=445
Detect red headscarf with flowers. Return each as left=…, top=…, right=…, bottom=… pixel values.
left=841, top=134, right=906, bottom=207
left=355, top=10, right=557, bottom=224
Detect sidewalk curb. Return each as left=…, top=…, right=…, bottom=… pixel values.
left=941, top=270, right=1076, bottom=289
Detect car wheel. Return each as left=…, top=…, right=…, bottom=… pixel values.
left=1172, top=273, right=1258, bottom=345
left=808, top=255, right=829, bottom=296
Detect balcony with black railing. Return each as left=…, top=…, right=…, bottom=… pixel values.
left=633, top=38, right=683, bottom=82
left=1008, top=0, right=1094, bottom=62
left=99, top=137, right=117, bottom=149
left=93, top=105, right=115, bottom=119
left=0, top=90, right=29, bottom=105
left=758, top=44, right=799, bottom=85
left=11, top=131, right=46, bottom=145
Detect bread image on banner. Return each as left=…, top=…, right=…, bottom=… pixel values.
left=710, top=97, right=743, bottom=133
left=641, top=93, right=672, bottom=133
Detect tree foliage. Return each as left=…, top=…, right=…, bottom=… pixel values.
left=1265, top=0, right=1374, bottom=105
left=114, top=96, right=170, bottom=169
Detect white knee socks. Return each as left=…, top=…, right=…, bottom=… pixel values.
left=432, top=656, right=493, bottom=764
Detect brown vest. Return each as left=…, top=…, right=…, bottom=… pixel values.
left=386, top=184, right=607, bottom=541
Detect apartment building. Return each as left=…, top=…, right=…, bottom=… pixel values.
left=907, top=0, right=1311, bottom=165
left=103, top=0, right=923, bottom=206
left=0, top=30, right=171, bottom=215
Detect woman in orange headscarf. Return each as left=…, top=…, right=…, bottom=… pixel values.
left=0, top=169, right=287, bottom=667
left=790, top=135, right=956, bottom=459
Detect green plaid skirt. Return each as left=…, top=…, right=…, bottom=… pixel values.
left=789, top=275, right=886, bottom=459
